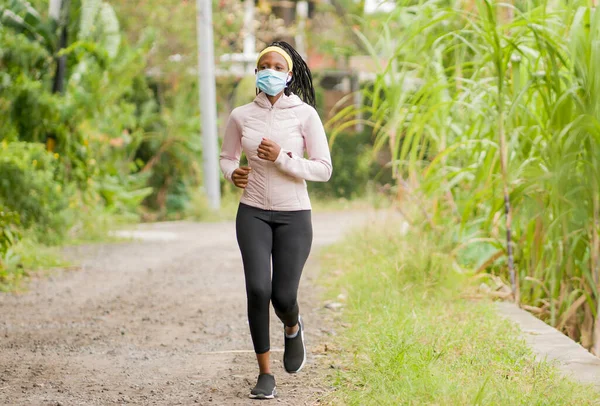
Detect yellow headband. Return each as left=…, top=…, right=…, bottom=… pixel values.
left=257, top=46, right=293, bottom=72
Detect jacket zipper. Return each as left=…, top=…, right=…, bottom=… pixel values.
left=266, top=105, right=275, bottom=210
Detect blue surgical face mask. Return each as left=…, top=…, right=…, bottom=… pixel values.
left=256, top=69, right=291, bottom=96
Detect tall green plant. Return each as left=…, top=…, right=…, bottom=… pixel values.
left=331, top=0, right=600, bottom=350
left=569, top=6, right=600, bottom=354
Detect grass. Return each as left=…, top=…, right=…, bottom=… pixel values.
left=0, top=209, right=135, bottom=292
left=320, top=219, right=600, bottom=405
left=0, top=237, right=68, bottom=292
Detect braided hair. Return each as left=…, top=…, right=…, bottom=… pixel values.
left=268, top=41, right=316, bottom=108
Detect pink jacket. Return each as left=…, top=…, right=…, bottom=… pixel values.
left=219, top=92, right=332, bottom=211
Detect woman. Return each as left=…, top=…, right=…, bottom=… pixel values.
left=219, top=41, right=332, bottom=399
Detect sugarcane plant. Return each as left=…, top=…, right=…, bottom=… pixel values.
left=328, top=0, right=600, bottom=351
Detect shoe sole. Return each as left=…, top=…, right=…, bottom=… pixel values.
left=285, top=317, right=307, bottom=374
left=249, top=388, right=277, bottom=399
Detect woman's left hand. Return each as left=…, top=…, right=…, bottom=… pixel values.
left=257, top=138, right=281, bottom=162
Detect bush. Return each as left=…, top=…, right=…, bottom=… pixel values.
left=0, top=206, right=20, bottom=256
left=309, top=129, right=379, bottom=199
left=0, top=142, right=69, bottom=243
left=0, top=205, right=23, bottom=289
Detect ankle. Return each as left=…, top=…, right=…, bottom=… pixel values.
left=256, top=350, right=271, bottom=375
left=285, top=324, right=299, bottom=336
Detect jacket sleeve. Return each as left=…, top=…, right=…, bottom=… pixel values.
left=273, top=107, right=333, bottom=182
left=219, top=110, right=242, bottom=183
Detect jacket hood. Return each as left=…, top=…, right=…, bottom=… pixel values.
left=253, top=92, right=304, bottom=109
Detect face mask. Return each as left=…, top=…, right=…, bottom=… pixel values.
left=256, top=69, right=291, bottom=96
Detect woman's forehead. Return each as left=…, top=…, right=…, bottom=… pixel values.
left=257, top=52, right=288, bottom=69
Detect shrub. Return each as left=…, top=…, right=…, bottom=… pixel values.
left=309, top=129, right=381, bottom=199
left=0, top=142, right=69, bottom=243
left=0, top=206, right=20, bottom=256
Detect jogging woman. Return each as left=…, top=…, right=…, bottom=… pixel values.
left=219, top=41, right=332, bottom=399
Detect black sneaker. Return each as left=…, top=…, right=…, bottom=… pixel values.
left=249, top=373, right=276, bottom=399
left=283, top=316, right=306, bottom=373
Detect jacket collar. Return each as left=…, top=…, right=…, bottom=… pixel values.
left=253, top=92, right=303, bottom=109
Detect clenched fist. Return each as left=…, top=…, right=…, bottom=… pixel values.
left=232, top=166, right=251, bottom=189
left=257, top=138, right=281, bottom=162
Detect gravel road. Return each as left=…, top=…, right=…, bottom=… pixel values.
left=0, top=210, right=372, bottom=405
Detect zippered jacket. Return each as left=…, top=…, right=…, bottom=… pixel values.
left=219, top=92, right=332, bottom=211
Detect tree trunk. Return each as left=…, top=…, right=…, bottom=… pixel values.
left=52, top=25, right=68, bottom=94
left=50, top=0, right=69, bottom=95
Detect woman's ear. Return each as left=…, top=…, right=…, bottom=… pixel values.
left=287, top=72, right=293, bottom=84
left=255, top=68, right=258, bottom=74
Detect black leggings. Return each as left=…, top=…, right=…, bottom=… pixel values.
left=236, top=203, right=313, bottom=354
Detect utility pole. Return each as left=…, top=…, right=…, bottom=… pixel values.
left=295, top=1, right=308, bottom=58
left=196, top=0, right=221, bottom=209
left=49, top=0, right=61, bottom=20
left=243, top=0, right=256, bottom=74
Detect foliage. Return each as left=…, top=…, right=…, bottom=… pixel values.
left=1, top=0, right=155, bottom=198
left=0, top=206, right=20, bottom=256
left=0, top=0, right=160, bottom=286
left=321, top=220, right=599, bottom=405
left=0, top=142, right=69, bottom=243
left=135, top=75, right=202, bottom=217
left=309, top=129, right=375, bottom=199
left=332, top=0, right=600, bottom=350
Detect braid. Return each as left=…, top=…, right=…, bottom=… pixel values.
left=268, top=41, right=316, bottom=108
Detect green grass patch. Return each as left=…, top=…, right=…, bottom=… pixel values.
left=0, top=237, right=69, bottom=292
left=320, top=222, right=600, bottom=405
left=0, top=209, right=134, bottom=292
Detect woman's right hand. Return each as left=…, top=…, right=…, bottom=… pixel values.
left=232, top=166, right=251, bottom=189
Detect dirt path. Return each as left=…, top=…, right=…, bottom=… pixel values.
left=0, top=211, right=370, bottom=405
